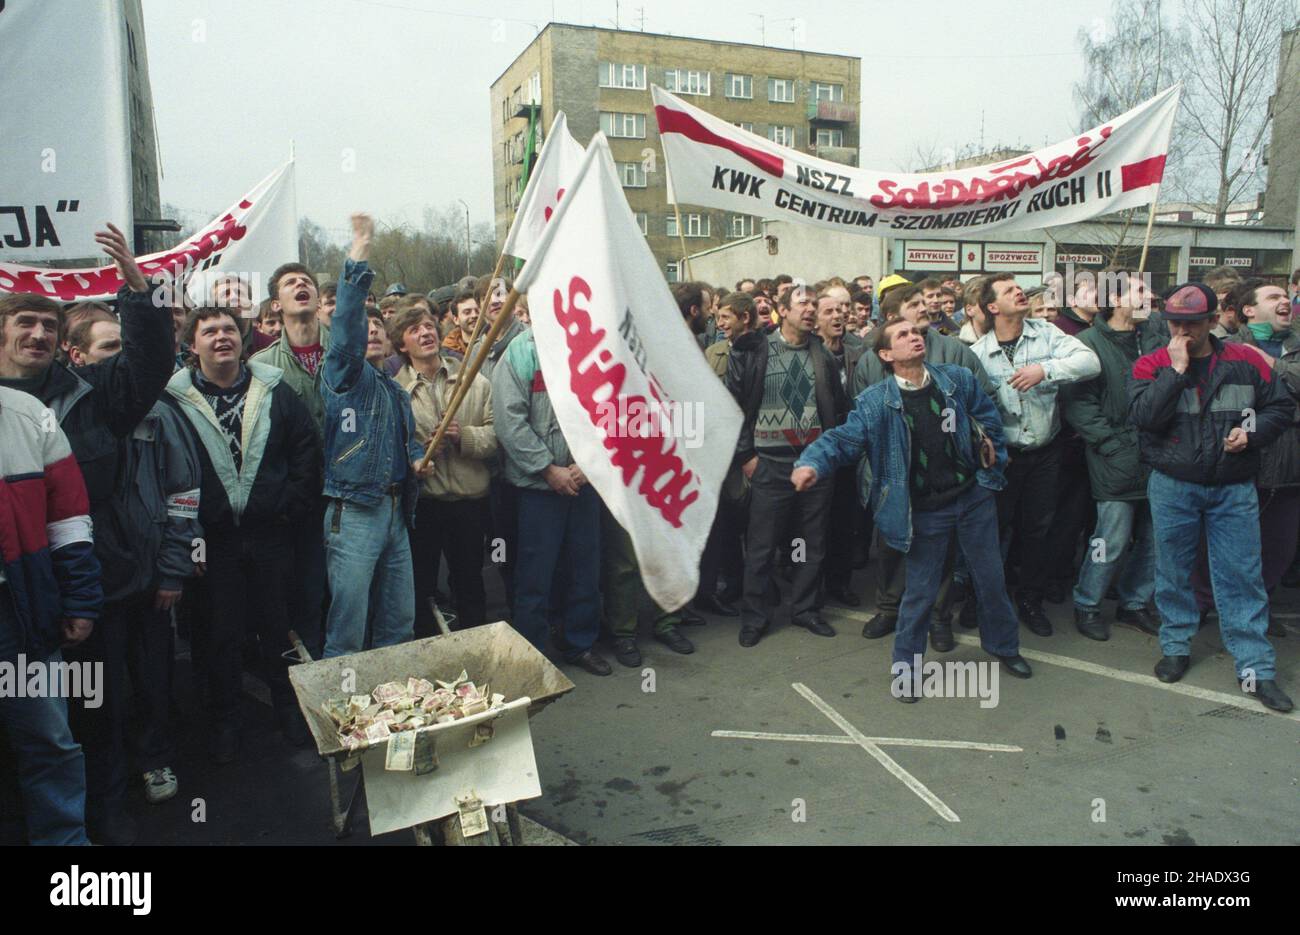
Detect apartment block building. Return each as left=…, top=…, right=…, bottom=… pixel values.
left=490, top=24, right=860, bottom=280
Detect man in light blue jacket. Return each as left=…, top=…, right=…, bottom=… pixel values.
left=792, top=319, right=1032, bottom=700
left=321, top=214, right=428, bottom=658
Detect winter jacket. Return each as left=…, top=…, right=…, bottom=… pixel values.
left=250, top=322, right=331, bottom=437
left=165, top=362, right=321, bottom=533
left=97, top=398, right=204, bottom=602
left=795, top=364, right=1008, bottom=553
left=23, top=284, right=175, bottom=596
left=1060, top=315, right=1165, bottom=501
left=491, top=330, right=573, bottom=491
left=705, top=339, right=730, bottom=378
left=851, top=327, right=996, bottom=399
left=1129, top=337, right=1294, bottom=487
left=395, top=361, right=496, bottom=500
left=1224, top=327, right=1300, bottom=490
left=1052, top=305, right=1094, bottom=336
left=725, top=329, right=848, bottom=467
left=970, top=317, right=1101, bottom=450
left=0, top=387, right=103, bottom=656
left=322, top=259, right=424, bottom=522
left=466, top=317, right=528, bottom=383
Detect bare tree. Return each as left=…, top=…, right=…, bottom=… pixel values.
left=1176, top=0, right=1298, bottom=223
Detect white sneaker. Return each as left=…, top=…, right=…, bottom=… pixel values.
left=143, top=767, right=178, bottom=804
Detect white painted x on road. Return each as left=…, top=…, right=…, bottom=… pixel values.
left=712, top=682, right=1022, bottom=823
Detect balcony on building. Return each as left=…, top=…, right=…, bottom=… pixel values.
left=806, top=99, right=857, bottom=125
left=814, top=145, right=858, bottom=167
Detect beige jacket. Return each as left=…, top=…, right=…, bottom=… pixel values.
left=395, top=361, right=496, bottom=500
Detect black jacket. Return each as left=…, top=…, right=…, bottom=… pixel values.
left=725, top=329, right=848, bottom=466
left=1129, top=337, right=1294, bottom=486
left=35, top=285, right=175, bottom=595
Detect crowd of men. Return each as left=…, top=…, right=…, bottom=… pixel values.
left=0, top=211, right=1296, bottom=846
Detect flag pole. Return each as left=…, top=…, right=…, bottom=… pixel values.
left=1137, top=183, right=1162, bottom=274
left=419, top=287, right=520, bottom=471
left=672, top=200, right=692, bottom=281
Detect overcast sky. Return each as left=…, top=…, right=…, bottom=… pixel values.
left=142, top=0, right=1116, bottom=241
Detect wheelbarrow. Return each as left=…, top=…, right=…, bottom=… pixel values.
left=287, top=621, right=574, bottom=845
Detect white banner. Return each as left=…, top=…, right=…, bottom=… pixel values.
left=0, top=0, right=133, bottom=261
left=0, top=161, right=298, bottom=304
left=515, top=135, right=742, bottom=610
left=502, top=112, right=585, bottom=262
left=653, top=84, right=1181, bottom=239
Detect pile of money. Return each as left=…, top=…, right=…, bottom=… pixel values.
left=322, top=671, right=506, bottom=757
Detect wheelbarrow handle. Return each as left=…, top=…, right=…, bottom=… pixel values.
left=287, top=630, right=314, bottom=664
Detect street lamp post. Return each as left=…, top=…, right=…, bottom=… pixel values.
left=456, top=199, right=471, bottom=277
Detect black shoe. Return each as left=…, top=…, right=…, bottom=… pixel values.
left=1154, top=655, right=1190, bottom=683
left=572, top=650, right=612, bottom=676
left=611, top=637, right=641, bottom=668
left=211, top=724, right=239, bottom=764
left=992, top=653, right=1033, bottom=678
left=1242, top=678, right=1294, bottom=713
left=826, top=586, right=861, bottom=607
left=677, top=607, right=708, bottom=627
left=861, top=612, right=897, bottom=639
left=654, top=628, right=695, bottom=654
left=1044, top=580, right=1068, bottom=605
left=793, top=616, right=836, bottom=637
left=277, top=704, right=311, bottom=748
left=1266, top=615, right=1287, bottom=637
left=1073, top=607, right=1109, bottom=641
left=1116, top=606, right=1160, bottom=636
left=895, top=690, right=920, bottom=704
left=957, top=599, right=978, bottom=629
left=929, top=617, right=955, bottom=652
left=87, top=810, right=138, bottom=847
left=693, top=595, right=738, bottom=617
left=1016, top=597, right=1052, bottom=637
left=739, top=625, right=764, bottom=647
left=719, top=586, right=742, bottom=604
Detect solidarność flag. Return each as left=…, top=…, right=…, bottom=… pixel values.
left=502, top=111, right=586, bottom=263
left=514, top=134, right=743, bottom=610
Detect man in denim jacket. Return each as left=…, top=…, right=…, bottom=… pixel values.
left=793, top=319, right=1033, bottom=700
left=322, top=214, right=428, bottom=658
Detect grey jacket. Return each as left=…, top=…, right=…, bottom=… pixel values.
left=467, top=318, right=528, bottom=383
left=98, top=399, right=204, bottom=602
left=490, top=330, right=572, bottom=491
left=851, top=326, right=996, bottom=398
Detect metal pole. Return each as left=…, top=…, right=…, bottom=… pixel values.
left=457, top=198, right=471, bottom=277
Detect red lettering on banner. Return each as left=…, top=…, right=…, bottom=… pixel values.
left=870, top=128, right=1113, bottom=210
left=0, top=200, right=252, bottom=301
left=543, top=188, right=566, bottom=222
left=552, top=276, right=699, bottom=528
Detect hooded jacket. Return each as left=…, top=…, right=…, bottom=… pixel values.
left=1224, top=326, right=1300, bottom=490
left=166, top=361, right=321, bottom=533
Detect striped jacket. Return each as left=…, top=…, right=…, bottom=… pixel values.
left=0, top=387, right=103, bottom=656
left=1129, top=337, right=1294, bottom=486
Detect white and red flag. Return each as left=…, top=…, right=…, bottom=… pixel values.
left=502, top=111, right=586, bottom=262
left=514, top=134, right=742, bottom=610
left=0, top=161, right=298, bottom=303
left=652, top=84, right=1181, bottom=237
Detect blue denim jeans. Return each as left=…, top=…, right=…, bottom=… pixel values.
left=0, top=596, right=89, bottom=845
left=513, top=485, right=601, bottom=661
left=898, top=485, right=1020, bottom=666
left=1147, top=472, right=1275, bottom=680
left=323, top=496, right=415, bottom=658
left=1073, top=500, right=1155, bottom=611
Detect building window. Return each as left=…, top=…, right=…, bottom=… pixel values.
left=768, top=125, right=796, bottom=147
left=729, top=215, right=756, bottom=238
left=600, top=112, right=646, bottom=139
left=635, top=212, right=648, bottom=236
left=667, top=214, right=709, bottom=238
left=811, top=81, right=844, bottom=102
left=599, top=62, right=646, bottom=89
left=768, top=77, right=796, bottom=102
left=666, top=261, right=680, bottom=283
left=725, top=73, right=752, bottom=99
left=527, top=72, right=541, bottom=105
left=618, top=162, right=647, bottom=188
left=815, top=128, right=844, bottom=147
left=665, top=69, right=710, bottom=96
left=734, top=121, right=754, bottom=133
